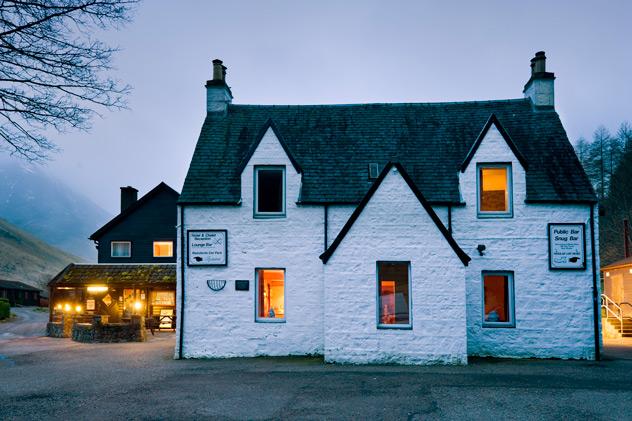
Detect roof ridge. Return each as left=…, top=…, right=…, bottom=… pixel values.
left=229, top=98, right=529, bottom=109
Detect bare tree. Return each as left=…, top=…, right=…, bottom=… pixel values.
left=0, top=0, right=138, bottom=161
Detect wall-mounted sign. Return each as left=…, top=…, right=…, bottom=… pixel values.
left=548, top=223, right=586, bottom=270
left=86, top=299, right=95, bottom=311
left=187, top=230, right=227, bottom=266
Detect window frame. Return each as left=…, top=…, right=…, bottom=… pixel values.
left=476, top=162, right=513, bottom=219
left=110, top=241, right=131, bottom=258
left=152, top=240, right=174, bottom=258
left=254, top=267, right=286, bottom=323
left=253, top=165, right=286, bottom=219
left=481, top=270, right=516, bottom=328
left=376, top=261, right=413, bottom=330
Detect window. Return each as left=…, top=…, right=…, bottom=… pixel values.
left=111, top=241, right=131, bottom=258
left=153, top=241, right=174, bottom=257
left=377, top=261, right=411, bottom=328
left=256, top=268, right=285, bottom=322
left=477, top=164, right=512, bottom=217
left=254, top=166, right=285, bottom=217
left=482, top=272, right=515, bottom=328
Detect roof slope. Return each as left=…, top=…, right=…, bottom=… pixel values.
left=180, top=99, right=596, bottom=205
left=48, top=264, right=176, bottom=287
left=90, top=182, right=179, bottom=240
left=320, top=163, right=470, bottom=265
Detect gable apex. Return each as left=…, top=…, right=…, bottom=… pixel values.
left=320, top=162, right=471, bottom=265
left=237, top=119, right=302, bottom=175
left=460, top=114, right=528, bottom=173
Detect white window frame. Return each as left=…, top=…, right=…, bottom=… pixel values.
left=152, top=241, right=174, bottom=258
left=476, top=163, right=513, bottom=218
left=255, top=267, right=286, bottom=323
left=481, top=271, right=516, bottom=328
left=253, top=166, right=286, bottom=218
left=376, top=261, right=413, bottom=330
left=111, top=241, right=131, bottom=258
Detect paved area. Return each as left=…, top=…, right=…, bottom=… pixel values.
left=2, top=334, right=632, bottom=420
left=603, top=336, right=632, bottom=360
left=0, top=307, right=48, bottom=340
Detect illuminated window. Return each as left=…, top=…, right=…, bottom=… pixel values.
left=153, top=241, right=174, bottom=257
left=478, top=164, right=512, bottom=217
left=256, top=268, right=285, bottom=321
left=377, top=261, right=411, bottom=328
left=482, top=272, right=515, bottom=327
left=254, top=166, right=285, bottom=217
left=111, top=241, right=131, bottom=258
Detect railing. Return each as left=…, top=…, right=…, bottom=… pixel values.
left=601, top=293, right=624, bottom=333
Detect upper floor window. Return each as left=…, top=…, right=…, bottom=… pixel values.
left=254, top=166, right=285, bottom=218
left=153, top=241, right=173, bottom=258
left=482, top=271, right=515, bottom=328
left=377, top=261, right=411, bottom=329
left=111, top=241, right=131, bottom=258
left=477, top=163, right=513, bottom=218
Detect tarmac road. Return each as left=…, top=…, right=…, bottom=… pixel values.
left=0, top=307, right=48, bottom=340
left=1, top=333, right=632, bottom=420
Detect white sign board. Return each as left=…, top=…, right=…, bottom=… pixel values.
left=187, top=230, right=227, bottom=266
left=548, top=223, right=586, bottom=270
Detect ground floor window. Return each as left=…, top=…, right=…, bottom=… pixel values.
left=482, top=271, right=515, bottom=327
left=377, top=261, right=411, bottom=328
left=256, top=268, right=285, bottom=322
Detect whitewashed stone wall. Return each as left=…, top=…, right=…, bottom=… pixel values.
left=454, top=123, right=599, bottom=359
left=177, top=127, right=324, bottom=358
left=324, top=167, right=467, bottom=365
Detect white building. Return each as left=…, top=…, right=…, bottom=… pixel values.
left=175, top=53, right=601, bottom=364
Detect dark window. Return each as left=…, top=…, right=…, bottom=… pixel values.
left=255, top=167, right=285, bottom=216
left=377, top=262, right=411, bottom=327
left=482, top=272, right=515, bottom=327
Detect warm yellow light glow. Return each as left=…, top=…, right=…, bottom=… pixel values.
left=56, top=304, right=62, bottom=310
left=153, top=241, right=174, bottom=257
left=75, top=305, right=82, bottom=313
left=64, top=304, right=71, bottom=312
left=87, top=285, right=108, bottom=293
left=606, top=271, right=610, bottom=277
left=629, top=269, right=632, bottom=274
left=134, top=301, right=142, bottom=310
left=480, top=167, right=509, bottom=212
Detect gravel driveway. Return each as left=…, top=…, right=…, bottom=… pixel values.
left=1, top=333, right=632, bottom=420
left=0, top=307, right=48, bottom=340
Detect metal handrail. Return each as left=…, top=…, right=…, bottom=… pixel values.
left=601, top=294, right=624, bottom=333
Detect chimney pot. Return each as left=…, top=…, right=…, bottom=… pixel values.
left=120, top=186, right=138, bottom=213
left=206, top=58, right=233, bottom=114
left=212, top=59, right=225, bottom=81
left=523, top=51, right=555, bottom=109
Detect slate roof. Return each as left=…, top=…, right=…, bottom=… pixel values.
left=179, top=99, right=596, bottom=205
left=90, top=182, right=179, bottom=240
left=0, top=279, right=41, bottom=292
left=48, top=264, right=176, bottom=287
left=320, top=163, right=471, bottom=265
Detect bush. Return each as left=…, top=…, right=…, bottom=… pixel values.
left=0, top=298, right=9, bottom=320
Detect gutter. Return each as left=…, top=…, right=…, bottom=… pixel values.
left=590, top=204, right=601, bottom=361
left=178, top=205, right=185, bottom=359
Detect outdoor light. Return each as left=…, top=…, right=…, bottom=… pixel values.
left=75, top=305, right=82, bottom=313
left=134, top=301, right=142, bottom=310
left=56, top=304, right=62, bottom=310
left=87, top=285, right=108, bottom=293
left=64, top=304, right=71, bottom=312
left=606, top=272, right=610, bottom=277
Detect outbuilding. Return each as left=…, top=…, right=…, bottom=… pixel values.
left=175, top=52, right=601, bottom=364
left=0, top=279, right=41, bottom=306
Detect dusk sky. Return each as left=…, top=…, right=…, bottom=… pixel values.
left=7, top=0, right=632, bottom=215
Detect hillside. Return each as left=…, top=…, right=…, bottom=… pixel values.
left=0, top=218, right=81, bottom=291
left=0, top=158, right=111, bottom=261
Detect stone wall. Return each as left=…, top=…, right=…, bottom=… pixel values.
left=65, top=315, right=147, bottom=343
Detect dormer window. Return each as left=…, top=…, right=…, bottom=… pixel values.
left=477, top=163, right=513, bottom=218
left=254, top=166, right=285, bottom=218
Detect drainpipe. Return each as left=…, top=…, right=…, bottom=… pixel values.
left=447, top=204, right=453, bottom=234
left=590, top=204, right=600, bottom=361
left=178, top=205, right=186, bottom=359
left=324, top=204, right=329, bottom=252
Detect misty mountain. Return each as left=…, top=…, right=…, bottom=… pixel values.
left=0, top=158, right=111, bottom=261
left=0, top=218, right=80, bottom=291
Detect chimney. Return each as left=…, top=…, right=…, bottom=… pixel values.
left=206, top=59, right=233, bottom=114
left=523, top=51, right=555, bottom=109
left=120, top=186, right=138, bottom=213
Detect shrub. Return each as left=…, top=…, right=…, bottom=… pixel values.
left=0, top=298, right=9, bottom=320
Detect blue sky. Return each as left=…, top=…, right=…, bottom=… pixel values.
left=11, top=0, right=631, bottom=214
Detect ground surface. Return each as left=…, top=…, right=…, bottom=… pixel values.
left=1, top=314, right=632, bottom=420
left=0, top=307, right=48, bottom=340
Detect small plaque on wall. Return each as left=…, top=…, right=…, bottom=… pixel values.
left=548, top=223, right=586, bottom=270
left=187, top=230, right=227, bottom=266
left=235, top=280, right=249, bottom=291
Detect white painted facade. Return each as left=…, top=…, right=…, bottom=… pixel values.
left=176, top=123, right=600, bottom=363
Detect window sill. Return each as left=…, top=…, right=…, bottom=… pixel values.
left=482, top=322, right=515, bottom=328
left=255, top=318, right=286, bottom=323
left=477, top=212, right=513, bottom=219
left=377, top=324, right=412, bottom=330
left=254, top=214, right=286, bottom=220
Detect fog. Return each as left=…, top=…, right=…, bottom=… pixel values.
left=5, top=0, right=631, bottom=214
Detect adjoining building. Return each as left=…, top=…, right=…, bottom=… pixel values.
left=48, top=183, right=178, bottom=329
left=601, top=257, right=632, bottom=338
left=0, top=279, right=42, bottom=306
left=175, top=52, right=600, bottom=364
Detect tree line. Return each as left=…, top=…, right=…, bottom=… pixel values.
left=575, top=122, right=632, bottom=265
